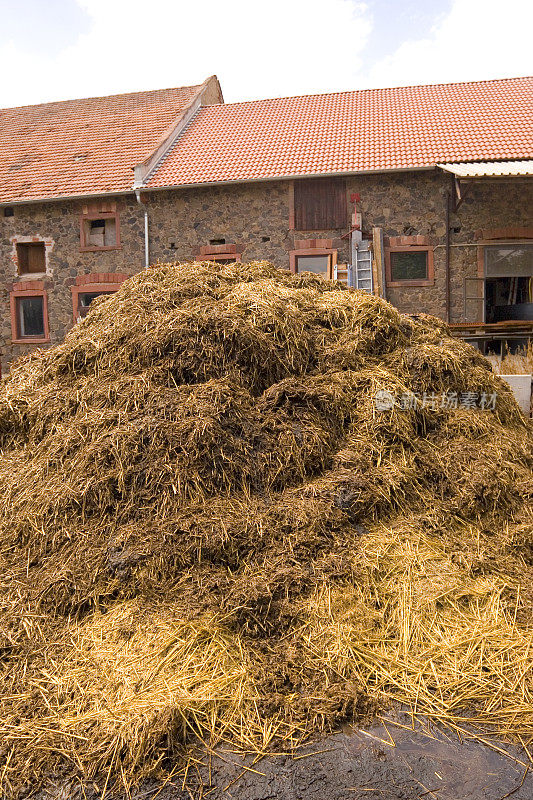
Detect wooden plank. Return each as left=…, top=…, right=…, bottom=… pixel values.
left=372, top=227, right=386, bottom=299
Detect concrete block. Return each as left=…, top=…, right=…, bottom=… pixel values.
left=500, top=374, right=532, bottom=416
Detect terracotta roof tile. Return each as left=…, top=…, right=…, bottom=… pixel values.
left=0, top=84, right=203, bottom=203
left=147, top=77, right=533, bottom=188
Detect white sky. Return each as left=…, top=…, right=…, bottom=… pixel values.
left=0, top=0, right=531, bottom=108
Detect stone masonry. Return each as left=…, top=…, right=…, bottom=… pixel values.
left=1, top=170, right=532, bottom=373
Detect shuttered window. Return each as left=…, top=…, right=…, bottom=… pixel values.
left=294, top=178, right=347, bottom=230
left=16, top=242, right=46, bottom=275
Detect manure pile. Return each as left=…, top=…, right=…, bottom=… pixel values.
left=0, top=261, right=532, bottom=796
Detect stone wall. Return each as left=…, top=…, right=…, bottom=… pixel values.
left=0, top=196, right=145, bottom=372
left=1, top=172, right=532, bottom=373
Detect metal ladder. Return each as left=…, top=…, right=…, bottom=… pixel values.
left=351, top=239, right=373, bottom=292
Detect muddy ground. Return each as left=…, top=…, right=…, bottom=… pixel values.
left=41, top=711, right=532, bottom=800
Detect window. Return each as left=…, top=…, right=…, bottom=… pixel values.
left=484, top=244, right=533, bottom=277
left=290, top=241, right=337, bottom=279
left=16, top=296, right=45, bottom=337
left=16, top=242, right=46, bottom=275
left=483, top=244, right=533, bottom=323
left=204, top=256, right=240, bottom=264
left=71, top=273, right=128, bottom=322
left=295, top=254, right=332, bottom=277
left=390, top=251, right=428, bottom=281
left=196, top=244, right=242, bottom=263
left=80, top=212, right=120, bottom=251
left=293, top=178, right=346, bottom=231
left=77, top=291, right=115, bottom=318
left=385, top=241, right=434, bottom=287
left=10, top=283, right=49, bottom=343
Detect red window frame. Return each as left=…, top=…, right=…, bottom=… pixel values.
left=10, top=281, right=50, bottom=344
left=71, top=273, right=128, bottom=321
left=195, top=244, right=242, bottom=263
left=385, top=236, right=434, bottom=287
left=289, top=239, right=337, bottom=279
left=80, top=210, right=121, bottom=252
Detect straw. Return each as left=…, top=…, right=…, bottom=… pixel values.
left=0, top=260, right=531, bottom=796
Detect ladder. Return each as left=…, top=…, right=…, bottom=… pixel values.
left=352, top=239, right=373, bottom=292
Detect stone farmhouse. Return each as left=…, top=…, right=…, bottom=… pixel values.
left=0, top=74, right=531, bottom=374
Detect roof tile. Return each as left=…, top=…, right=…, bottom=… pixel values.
left=0, top=84, right=203, bottom=203
left=147, top=77, right=533, bottom=187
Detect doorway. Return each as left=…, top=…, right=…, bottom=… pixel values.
left=484, top=243, right=533, bottom=323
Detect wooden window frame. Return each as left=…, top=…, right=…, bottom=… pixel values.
left=385, top=246, right=434, bottom=287
left=10, top=282, right=50, bottom=344
left=80, top=210, right=121, bottom=252
left=290, top=247, right=337, bottom=279
left=71, top=273, right=128, bottom=321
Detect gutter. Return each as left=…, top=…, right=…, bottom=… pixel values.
left=0, top=165, right=437, bottom=207
left=135, top=190, right=150, bottom=269
left=0, top=188, right=136, bottom=208
left=139, top=165, right=436, bottom=194
left=445, top=190, right=451, bottom=323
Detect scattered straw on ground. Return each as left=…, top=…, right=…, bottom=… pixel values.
left=487, top=342, right=533, bottom=375
left=0, top=261, right=531, bottom=797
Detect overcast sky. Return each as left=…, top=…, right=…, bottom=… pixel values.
left=0, top=0, right=531, bottom=108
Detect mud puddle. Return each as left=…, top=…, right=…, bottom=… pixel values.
left=41, top=711, right=532, bottom=800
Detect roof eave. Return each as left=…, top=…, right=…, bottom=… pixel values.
left=0, top=165, right=438, bottom=204
left=0, top=188, right=135, bottom=207
left=144, top=164, right=437, bottom=192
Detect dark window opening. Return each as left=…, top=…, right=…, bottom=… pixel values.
left=390, top=250, right=428, bottom=282
left=209, top=238, right=226, bottom=245
left=4, top=207, right=14, bottom=218
left=294, top=177, right=346, bottom=230
left=485, top=277, right=532, bottom=323
left=295, top=254, right=331, bottom=278
left=261, top=236, right=271, bottom=242
left=16, top=296, right=45, bottom=338
left=484, top=244, right=533, bottom=323
left=77, top=291, right=114, bottom=318
left=16, top=242, right=46, bottom=275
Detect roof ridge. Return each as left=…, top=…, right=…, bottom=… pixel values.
left=0, top=83, right=203, bottom=114
left=143, top=107, right=202, bottom=186
left=212, top=76, right=533, bottom=111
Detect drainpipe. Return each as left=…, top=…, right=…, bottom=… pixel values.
left=135, top=189, right=149, bottom=269
left=445, top=191, right=451, bottom=323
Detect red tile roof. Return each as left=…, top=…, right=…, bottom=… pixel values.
left=0, top=84, right=203, bottom=203
left=147, top=77, right=533, bottom=188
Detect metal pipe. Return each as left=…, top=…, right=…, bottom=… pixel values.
left=135, top=189, right=149, bottom=269
left=445, top=191, right=451, bottom=323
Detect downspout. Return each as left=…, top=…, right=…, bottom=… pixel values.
left=135, top=190, right=149, bottom=269
left=445, top=191, right=451, bottom=323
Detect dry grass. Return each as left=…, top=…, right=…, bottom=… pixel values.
left=488, top=342, right=533, bottom=375
left=0, top=261, right=531, bottom=797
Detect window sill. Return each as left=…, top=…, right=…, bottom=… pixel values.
left=80, top=245, right=122, bottom=253
left=11, top=337, right=50, bottom=345
left=386, top=280, right=434, bottom=288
